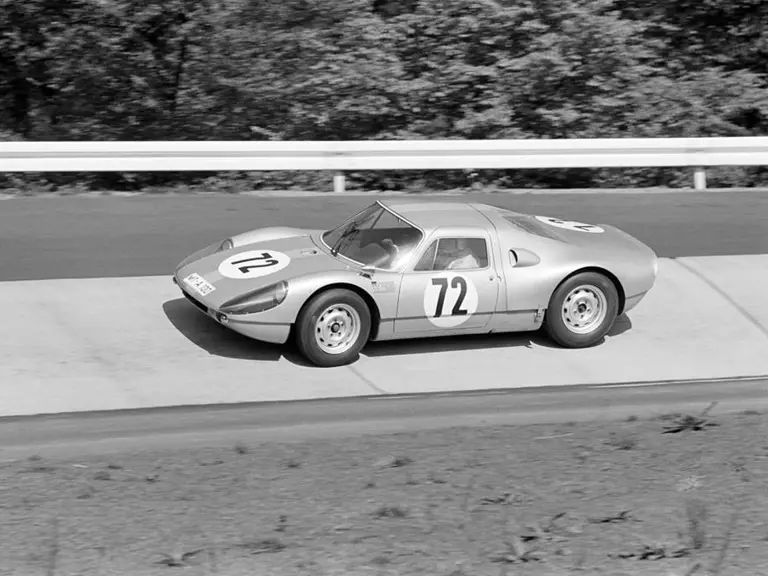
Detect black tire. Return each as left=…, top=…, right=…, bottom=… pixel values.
left=294, top=288, right=372, bottom=367
left=544, top=272, right=619, bottom=348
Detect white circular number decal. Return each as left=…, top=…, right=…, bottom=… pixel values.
left=423, top=274, right=479, bottom=328
left=535, top=216, right=604, bottom=234
left=218, top=250, right=291, bottom=279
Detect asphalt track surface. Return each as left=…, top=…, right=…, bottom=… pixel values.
left=3, top=190, right=768, bottom=454
left=3, top=190, right=768, bottom=281
left=2, top=377, right=766, bottom=461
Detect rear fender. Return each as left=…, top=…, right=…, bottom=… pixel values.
left=555, top=266, right=627, bottom=315
left=505, top=258, right=624, bottom=313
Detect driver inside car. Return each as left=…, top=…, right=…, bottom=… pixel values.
left=357, top=236, right=408, bottom=268
left=435, top=238, right=480, bottom=270
left=379, top=237, right=416, bottom=268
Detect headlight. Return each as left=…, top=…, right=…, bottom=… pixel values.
left=219, top=281, right=289, bottom=315
left=218, top=239, right=234, bottom=252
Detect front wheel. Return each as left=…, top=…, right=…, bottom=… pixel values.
left=295, top=288, right=372, bottom=367
left=544, top=272, right=619, bottom=348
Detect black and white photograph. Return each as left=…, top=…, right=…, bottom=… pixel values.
left=1, top=0, right=768, bottom=574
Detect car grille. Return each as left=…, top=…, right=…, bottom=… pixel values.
left=182, top=289, right=209, bottom=314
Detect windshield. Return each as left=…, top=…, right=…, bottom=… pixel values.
left=321, top=203, right=423, bottom=270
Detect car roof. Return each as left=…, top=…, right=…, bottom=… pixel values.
left=378, top=199, right=492, bottom=231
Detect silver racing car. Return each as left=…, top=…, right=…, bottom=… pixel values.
left=173, top=200, right=658, bottom=367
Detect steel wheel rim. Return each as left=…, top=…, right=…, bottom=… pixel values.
left=561, top=284, right=608, bottom=334
left=314, top=303, right=361, bottom=355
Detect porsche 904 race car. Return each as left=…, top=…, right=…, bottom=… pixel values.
left=173, top=200, right=658, bottom=367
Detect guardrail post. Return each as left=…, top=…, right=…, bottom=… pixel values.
left=693, top=167, right=707, bottom=190
left=333, top=171, right=346, bottom=193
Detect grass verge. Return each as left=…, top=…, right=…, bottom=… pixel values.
left=1, top=407, right=767, bottom=575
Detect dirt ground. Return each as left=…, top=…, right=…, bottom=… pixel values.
left=1, top=408, right=767, bottom=576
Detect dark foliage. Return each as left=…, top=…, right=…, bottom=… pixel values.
left=1, top=0, right=766, bottom=192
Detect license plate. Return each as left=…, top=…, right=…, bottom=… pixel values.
left=183, top=273, right=216, bottom=296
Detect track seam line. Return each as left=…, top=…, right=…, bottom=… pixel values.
left=345, top=364, right=389, bottom=395
left=673, top=258, right=768, bottom=341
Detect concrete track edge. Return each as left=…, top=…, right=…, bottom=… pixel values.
left=2, top=376, right=767, bottom=461
left=1, top=254, right=767, bottom=417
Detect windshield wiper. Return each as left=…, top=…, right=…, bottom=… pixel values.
left=331, top=223, right=359, bottom=256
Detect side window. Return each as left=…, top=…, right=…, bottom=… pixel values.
left=414, top=237, right=488, bottom=271
left=413, top=240, right=438, bottom=271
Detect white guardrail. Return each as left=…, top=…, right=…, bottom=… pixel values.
left=1, top=136, right=767, bottom=192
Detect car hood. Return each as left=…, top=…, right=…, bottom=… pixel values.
left=174, top=234, right=352, bottom=307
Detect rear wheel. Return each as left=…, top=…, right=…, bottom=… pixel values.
left=295, top=288, right=371, bottom=367
left=544, top=272, right=619, bottom=348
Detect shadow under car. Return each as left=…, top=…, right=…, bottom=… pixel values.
left=164, top=297, right=633, bottom=364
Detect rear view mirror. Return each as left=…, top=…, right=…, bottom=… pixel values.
left=360, top=265, right=375, bottom=278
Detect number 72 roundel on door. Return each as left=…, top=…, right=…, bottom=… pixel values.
left=422, top=273, right=479, bottom=328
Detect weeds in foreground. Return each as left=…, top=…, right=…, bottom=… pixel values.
left=375, top=454, right=414, bottom=468
left=22, top=407, right=764, bottom=575
left=30, top=492, right=749, bottom=575
left=664, top=509, right=741, bottom=576
left=607, top=431, right=639, bottom=450
left=667, top=560, right=705, bottom=576
left=491, top=503, right=545, bottom=566
left=233, top=442, right=249, bottom=455
left=372, top=504, right=409, bottom=518
left=235, top=537, right=286, bottom=555
left=684, top=498, right=708, bottom=550
left=155, top=547, right=206, bottom=567
left=45, top=518, right=60, bottom=576
left=709, top=511, right=739, bottom=575
left=662, top=402, right=720, bottom=434
left=154, top=537, right=286, bottom=569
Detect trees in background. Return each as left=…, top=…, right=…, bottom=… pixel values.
left=1, top=0, right=766, bottom=191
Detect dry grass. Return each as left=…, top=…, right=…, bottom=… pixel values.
left=1, top=408, right=768, bottom=576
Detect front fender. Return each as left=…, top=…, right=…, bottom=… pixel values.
left=175, top=241, right=220, bottom=273
left=285, top=269, right=379, bottom=311
left=253, top=267, right=398, bottom=328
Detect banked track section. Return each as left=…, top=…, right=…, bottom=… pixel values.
left=1, top=254, right=768, bottom=417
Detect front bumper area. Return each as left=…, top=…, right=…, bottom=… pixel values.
left=173, top=276, right=291, bottom=345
